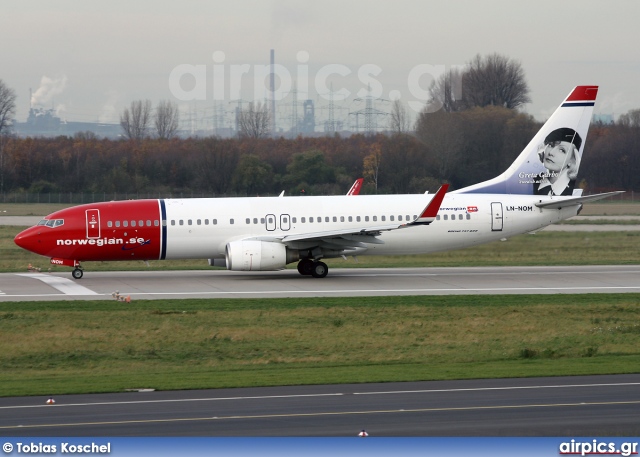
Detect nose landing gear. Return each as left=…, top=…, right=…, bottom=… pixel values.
left=72, top=267, right=84, bottom=279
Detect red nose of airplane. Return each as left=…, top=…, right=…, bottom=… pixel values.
left=14, top=227, right=42, bottom=254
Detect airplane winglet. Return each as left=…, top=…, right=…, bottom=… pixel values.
left=410, top=184, right=449, bottom=225
left=347, top=178, right=364, bottom=195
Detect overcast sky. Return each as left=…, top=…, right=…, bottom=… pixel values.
left=3, top=0, right=639, bottom=128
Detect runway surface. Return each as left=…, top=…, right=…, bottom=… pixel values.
left=1, top=265, right=640, bottom=301
left=1, top=374, right=639, bottom=436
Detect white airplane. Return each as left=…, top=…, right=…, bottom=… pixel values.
left=14, top=86, right=620, bottom=279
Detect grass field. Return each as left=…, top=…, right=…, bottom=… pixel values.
left=1, top=294, right=640, bottom=397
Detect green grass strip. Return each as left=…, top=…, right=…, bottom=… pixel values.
left=1, top=294, right=640, bottom=396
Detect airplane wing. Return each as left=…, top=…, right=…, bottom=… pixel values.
left=249, top=184, right=449, bottom=252
left=346, top=178, right=364, bottom=195
left=535, top=191, right=624, bottom=209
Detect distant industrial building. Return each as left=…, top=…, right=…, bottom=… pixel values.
left=14, top=107, right=121, bottom=138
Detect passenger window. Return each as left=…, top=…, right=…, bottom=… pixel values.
left=116, top=221, right=121, bottom=227
left=292, top=217, right=297, bottom=223
left=107, top=221, right=113, bottom=228
left=197, top=219, right=201, bottom=225
left=381, top=216, right=385, bottom=222
left=123, top=221, right=128, bottom=227
left=348, top=216, right=353, bottom=222
left=131, top=220, right=136, bottom=227
left=246, top=218, right=250, bottom=224
left=466, top=214, right=470, bottom=220
left=205, top=219, right=209, bottom=225
left=436, top=215, right=440, bottom=220
left=230, top=219, right=234, bottom=225
left=357, top=216, right=361, bottom=222
left=310, top=217, right=314, bottom=223
left=458, top=214, right=463, bottom=220
left=325, top=217, right=329, bottom=222
left=261, top=218, right=265, bottom=224
left=340, top=216, right=344, bottom=222
left=444, top=215, right=448, bottom=220
left=373, top=216, right=377, bottom=222
left=365, top=216, right=369, bottom=222
left=188, top=220, right=192, bottom=226
left=302, top=217, right=306, bottom=223
left=398, top=216, right=403, bottom=221
left=213, top=219, right=218, bottom=225
left=170, top=220, right=175, bottom=226
left=147, top=220, right=151, bottom=227
left=333, top=216, right=337, bottom=222
left=179, top=220, right=184, bottom=226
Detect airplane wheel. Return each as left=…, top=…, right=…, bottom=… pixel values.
left=311, top=261, right=328, bottom=278
left=297, top=259, right=314, bottom=276
left=72, top=268, right=83, bottom=280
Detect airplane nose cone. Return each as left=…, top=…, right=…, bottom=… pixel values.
left=14, top=227, right=40, bottom=252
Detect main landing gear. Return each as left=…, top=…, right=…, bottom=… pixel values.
left=297, top=258, right=328, bottom=278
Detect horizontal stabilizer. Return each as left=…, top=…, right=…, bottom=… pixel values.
left=535, top=191, right=624, bottom=209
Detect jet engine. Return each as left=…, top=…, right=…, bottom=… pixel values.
left=225, top=240, right=299, bottom=271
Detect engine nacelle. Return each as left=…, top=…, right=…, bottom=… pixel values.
left=225, top=240, right=299, bottom=271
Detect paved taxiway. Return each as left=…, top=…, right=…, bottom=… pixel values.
left=1, top=375, right=639, bottom=436
left=1, top=265, right=640, bottom=301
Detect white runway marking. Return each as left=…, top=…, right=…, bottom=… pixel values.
left=0, top=381, right=637, bottom=410
left=16, top=273, right=98, bottom=295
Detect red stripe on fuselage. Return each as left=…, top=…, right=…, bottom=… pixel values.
left=14, top=200, right=162, bottom=262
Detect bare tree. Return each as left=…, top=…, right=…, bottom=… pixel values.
left=155, top=100, right=180, bottom=139
left=388, top=99, right=411, bottom=134
left=618, top=109, right=640, bottom=128
left=427, top=54, right=530, bottom=112
left=0, top=79, right=17, bottom=193
left=120, top=99, right=152, bottom=140
left=427, top=68, right=464, bottom=113
left=463, top=53, right=530, bottom=110
left=0, top=79, right=16, bottom=136
left=237, top=101, right=271, bottom=139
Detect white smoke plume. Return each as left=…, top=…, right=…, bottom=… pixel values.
left=31, top=75, right=68, bottom=107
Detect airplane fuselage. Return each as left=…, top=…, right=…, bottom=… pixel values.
left=15, top=193, right=579, bottom=265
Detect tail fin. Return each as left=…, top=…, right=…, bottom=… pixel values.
left=455, top=86, right=598, bottom=195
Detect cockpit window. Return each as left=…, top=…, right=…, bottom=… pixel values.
left=42, top=219, right=64, bottom=228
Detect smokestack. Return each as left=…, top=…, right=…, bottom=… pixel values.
left=270, top=49, right=276, bottom=135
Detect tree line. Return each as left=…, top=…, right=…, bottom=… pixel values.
left=1, top=52, right=639, bottom=198
left=0, top=109, right=638, bottom=198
